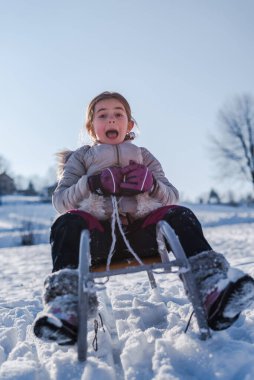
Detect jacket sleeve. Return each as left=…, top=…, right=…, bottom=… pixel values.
left=52, top=147, right=91, bottom=213
left=141, top=147, right=179, bottom=205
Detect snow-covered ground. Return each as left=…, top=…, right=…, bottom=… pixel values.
left=0, top=196, right=56, bottom=248
left=0, top=202, right=254, bottom=379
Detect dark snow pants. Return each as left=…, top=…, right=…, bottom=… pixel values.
left=50, top=205, right=212, bottom=272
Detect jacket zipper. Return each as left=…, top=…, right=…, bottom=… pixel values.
left=115, top=145, right=120, bottom=166
left=114, top=144, right=131, bottom=223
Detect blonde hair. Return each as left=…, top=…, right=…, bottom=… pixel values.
left=85, top=91, right=136, bottom=141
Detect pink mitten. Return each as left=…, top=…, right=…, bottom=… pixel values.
left=120, top=160, right=154, bottom=195
left=88, top=167, right=123, bottom=195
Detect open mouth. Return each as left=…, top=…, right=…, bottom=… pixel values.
left=106, top=129, right=119, bottom=139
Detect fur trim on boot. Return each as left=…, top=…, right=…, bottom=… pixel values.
left=188, top=251, right=230, bottom=302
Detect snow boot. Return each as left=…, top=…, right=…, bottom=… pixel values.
left=33, top=268, right=98, bottom=345
left=189, top=251, right=254, bottom=330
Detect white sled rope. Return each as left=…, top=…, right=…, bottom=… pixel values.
left=77, top=220, right=211, bottom=361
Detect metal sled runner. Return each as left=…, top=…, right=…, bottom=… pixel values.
left=77, top=220, right=211, bottom=361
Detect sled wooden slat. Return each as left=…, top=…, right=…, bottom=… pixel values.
left=91, top=256, right=163, bottom=272
left=89, top=262, right=179, bottom=279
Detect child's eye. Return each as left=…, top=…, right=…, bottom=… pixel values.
left=115, top=113, right=123, bottom=118
left=98, top=114, right=106, bottom=118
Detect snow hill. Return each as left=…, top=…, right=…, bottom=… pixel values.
left=0, top=202, right=254, bottom=380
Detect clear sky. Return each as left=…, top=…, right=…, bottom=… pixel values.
left=1, top=0, right=254, bottom=201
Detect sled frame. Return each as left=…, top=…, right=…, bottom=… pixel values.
left=77, top=220, right=210, bottom=361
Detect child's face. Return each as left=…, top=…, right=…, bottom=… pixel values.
left=92, top=98, right=133, bottom=144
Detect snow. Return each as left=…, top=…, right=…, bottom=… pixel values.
left=0, top=196, right=56, bottom=248
left=0, top=202, right=254, bottom=379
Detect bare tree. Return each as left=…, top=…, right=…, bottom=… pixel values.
left=211, top=94, right=254, bottom=192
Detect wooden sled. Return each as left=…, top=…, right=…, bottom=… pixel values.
left=77, top=220, right=211, bottom=361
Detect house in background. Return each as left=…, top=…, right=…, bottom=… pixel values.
left=0, top=172, right=16, bottom=195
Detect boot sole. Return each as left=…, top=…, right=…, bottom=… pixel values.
left=34, top=315, right=77, bottom=345
left=208, top=275, right=254, bottom=331
left=223, top=276, right=254, bottom=318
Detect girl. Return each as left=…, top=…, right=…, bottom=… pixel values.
left=34, top=91, right=254, bottom=345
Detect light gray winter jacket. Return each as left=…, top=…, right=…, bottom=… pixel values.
left=53, top=141, right=179, bottom=220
